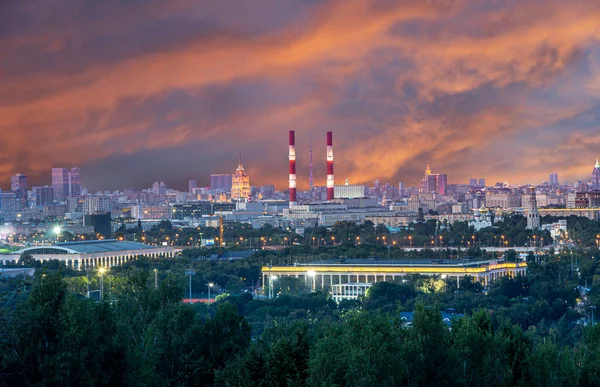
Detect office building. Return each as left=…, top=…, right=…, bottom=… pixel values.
left=130, top=205, right=172, bottom=220
left=210, top=174, right=233, bottom=192
left=83, top=213, right=112, bottom=239
left=10, top=174, right=28, bottom=208
left=172, top=202, right=213, bottom=219
left=334, top=184, right=367, bottom=199
left=188, top=180, right=197, bottom=194
left=83, top=196, right=111, bottom=215
left=469, top=178, right=478, bottom=187
left=34, top=186, right=54, bottom=207
left=65, top=196, right=83, bottom=213
left=69, top=167, right=81, bottom=196
left=52, top=168, right=69, bottom=202
left=151, top=181, right=167, bottom=196
left=420, top=162, right=447, bottom=194
left=549, top=173, right=559, bottom=187
left=0, top=191, right=21, bottom=216
left=478, top=179, right=486, bottom=188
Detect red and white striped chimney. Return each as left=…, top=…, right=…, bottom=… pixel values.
left=326, top=131, right=334, bottom=200
left=289, top=130, right=297, bottom=206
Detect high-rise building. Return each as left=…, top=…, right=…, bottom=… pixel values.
left=478, top=179, right=486, bottom=188
left=526, top=187, right=540, bottom=230
left=10, top=174, right=27, bottom=192
left=592, top=160, right=600, bottom=190
left=210, top=174, right=233, bottom=192
left=151, top=181, right=167, bottom=196
left=549, top=173, right=559, bottom=187
left=188, top=180, right=197, bottom=194
left=69, top=167, right=81, bottom=196
left=437, top=174, right=448, bottom=195
left=469, top=178, right=478, bottom=187
left=0, top=191, right=21, bottom=216
left=34, top=186, right=54, bottom=207
left=420, top=162, right=447, bottom=194
left=52, top=168, right=70, bottom=202
left=10, top=174, right=28, bottom=208
left=231, top=155, right=250, bottom=200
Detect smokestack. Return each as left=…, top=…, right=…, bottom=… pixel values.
left=326, top=131, right=334, bottom=200
left=289, top=130, right=297, bottom=206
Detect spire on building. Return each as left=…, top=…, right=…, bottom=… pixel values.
left=425, top=161, right=432, bottom=175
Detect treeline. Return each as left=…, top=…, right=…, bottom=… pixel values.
left=2, top=271, right=600, bottom=386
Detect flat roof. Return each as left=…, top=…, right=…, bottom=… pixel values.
left=54, top=239, right=159, bottom=254
left=298, top=258, right=501, bottom=268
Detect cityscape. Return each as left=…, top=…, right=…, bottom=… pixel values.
left=4, top=1, right=600, bottom=386
left=2, top=130, right=600, bottom=242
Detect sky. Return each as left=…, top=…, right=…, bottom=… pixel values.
left=1, top=0, right=600, bottom=192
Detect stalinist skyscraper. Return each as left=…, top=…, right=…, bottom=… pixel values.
left=230, top=152, right=250, bottom=200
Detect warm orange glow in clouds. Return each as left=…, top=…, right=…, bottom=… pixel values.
left=1, top=0, right=600, bottom=190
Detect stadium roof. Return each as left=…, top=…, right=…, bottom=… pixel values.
left=54, top=240, right=157, bottom=254
left=13, top=239, right=160, bottom=255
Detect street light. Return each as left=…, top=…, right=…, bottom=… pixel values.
left=98, top=267, right=106, bottom=300
left=185, top=269, right=196, bottom=301
left=269, top=275, right=278, bottom=299
left=307, top=270, right=316, bottom=292
left=208, top=282, right=214, bottom=301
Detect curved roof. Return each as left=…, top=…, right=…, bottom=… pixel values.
left=16, top=239, right=159, bottom=255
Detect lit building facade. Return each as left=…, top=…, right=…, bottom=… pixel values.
left=231, top=160, right=250, bottom=200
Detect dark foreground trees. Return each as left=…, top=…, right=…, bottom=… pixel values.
left=4, top=272, right=600, bottom=386
left=0, top=273, right=250, bottom=386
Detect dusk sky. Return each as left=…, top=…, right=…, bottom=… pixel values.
left=2, top=0, right=600, bottom=191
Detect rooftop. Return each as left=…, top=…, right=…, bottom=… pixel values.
left=54, top=239, right=158, bottom=254
left=298, top=258, right=502, bottom=268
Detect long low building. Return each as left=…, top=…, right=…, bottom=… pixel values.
left=0, top=239, right=177, bottom=269
left=263, top=258, right=527, bottom=291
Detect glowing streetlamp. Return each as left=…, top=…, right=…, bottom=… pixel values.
left=269, top=275, right=278, bottom=299
left=98, top=267, right=106, bottom=300
left=208, top=282, right=214, bottom=301
left=307, top=270, right=316, bottom=292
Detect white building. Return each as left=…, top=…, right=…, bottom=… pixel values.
left=334, top=184, right=366, bottom=199
left=541, top=219, right=567, bottom=241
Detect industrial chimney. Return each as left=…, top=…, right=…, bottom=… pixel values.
left=289, top=130, right=297, bottom=206
left=326, top=131, right=334, bottom=200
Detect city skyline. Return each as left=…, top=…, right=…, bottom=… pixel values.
left=2, top=157, right=600, bottom=193
left=2, top=1, right=600, bottom=190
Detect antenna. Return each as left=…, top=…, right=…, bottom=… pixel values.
left=309, top=136, right=314, bottom=194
